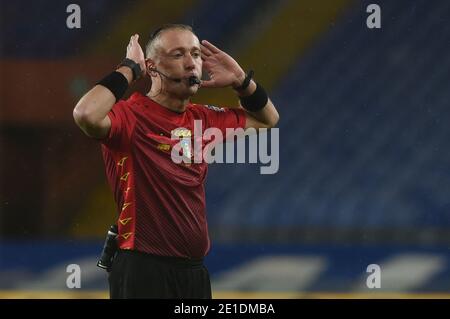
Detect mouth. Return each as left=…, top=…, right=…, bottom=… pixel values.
left=187, top=75, right=201, bottom=86
left=185, top=73, right=199, bottom=79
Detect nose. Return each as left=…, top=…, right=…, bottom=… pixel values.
left=184, top=54, right=195, bottom=70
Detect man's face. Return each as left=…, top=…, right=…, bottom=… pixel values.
left=150, top=29, right=202, bottom=97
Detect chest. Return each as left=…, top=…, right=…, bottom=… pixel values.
left=130, top=109, right=209, bottom=182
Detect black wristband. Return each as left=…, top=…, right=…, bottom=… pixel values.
left=239, top=82, right=268, bottom=112
left=234, top=70, right=254, bottom=91
left=96, top=71, right=129, bottom=101
left=118, top=58, right=142, bottom=81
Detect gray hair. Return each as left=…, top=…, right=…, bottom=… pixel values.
left=145, top=24, right=194, bottom=59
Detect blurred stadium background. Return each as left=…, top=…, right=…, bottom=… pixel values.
left=1, top=0, right=449, bottom=298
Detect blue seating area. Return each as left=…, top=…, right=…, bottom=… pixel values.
left=1, top=241, right=449, bottom=292
left=0, top=0, right=121, bottom=58
left=182, top=0, right=265, bottom=47
left=206, top=0, right=450, bottom=233
left=1, top=0, right=261, bottom=58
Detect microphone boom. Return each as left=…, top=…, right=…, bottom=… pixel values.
left=188, top=76, right=201, bottom=86
left=150, top=68, right=200, bottom=86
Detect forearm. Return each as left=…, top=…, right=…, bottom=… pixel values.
left=242, top=98, right=279, bottom=128
left=73, top=67, right=133, bottom=126
left=235, top=79, right=280, bottom=128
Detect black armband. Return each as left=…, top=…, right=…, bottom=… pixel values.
left=96, top=71, right=129, bottom=101
left=234, top=70, right=254, bottom=91
left=239, top=82, right=268, bottom=112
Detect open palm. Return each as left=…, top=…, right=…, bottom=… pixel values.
left=200, top=40, right=245, bottom=89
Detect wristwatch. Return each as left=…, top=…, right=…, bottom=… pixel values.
left=234, top=70, right=254, bottom=91
left=118, top=58, right=142, bottom=81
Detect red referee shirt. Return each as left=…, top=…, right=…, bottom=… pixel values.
left=99, top=92, right=246, bottom=258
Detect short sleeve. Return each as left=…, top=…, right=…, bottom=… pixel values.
left=201, top=105, right=247, bottom=142
left=99, top=100, right=137, bottom=150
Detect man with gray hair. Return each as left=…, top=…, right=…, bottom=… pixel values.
left=73, top=24, right=279, bottom=298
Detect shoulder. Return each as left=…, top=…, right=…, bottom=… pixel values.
left=112, top=92, right=144, bottom=113
left=107, top=93, right=144, bottom=127
left=125, top=92, right=147, bottom=109
left=189, top=103, right=226, bottom=114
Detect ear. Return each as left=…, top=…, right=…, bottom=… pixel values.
left=145, top=58, right=158, bottom=77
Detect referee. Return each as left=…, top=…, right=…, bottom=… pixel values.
left=73, top=24, right=279, bottom=298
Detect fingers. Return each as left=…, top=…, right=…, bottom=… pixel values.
left=201, top=40, right=221, bottom=54
left=126, top=34, right=145, bottom=73
left=201, top=60, right=213, bottom=72
left=133, top=34, right=139, bottom=44
left=201, top=44, right=213, bottom=57
left=200, top=79, right=215, bottom=88
left=128, top=34, right=140, bottom=48
left=201, top=52, right=210, bottom=62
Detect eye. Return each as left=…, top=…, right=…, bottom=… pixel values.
left=192, top=51, right=201, bottom=58
left=172, top=52, right=183, bottom=58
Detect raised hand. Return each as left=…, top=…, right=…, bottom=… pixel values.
left=126, top=34, right=146, bottom=76
left=200, top=40, right=246, bottom=89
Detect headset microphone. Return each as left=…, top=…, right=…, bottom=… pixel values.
left=150, top=68, right=200, bottom=86
left=149, top=68, right=181, bottom=82
left=188, top=76, right=201, bottom=86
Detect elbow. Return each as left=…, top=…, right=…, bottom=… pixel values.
left=73, top=105, right=83, bottom=127
left=73, top=103, right=99, bottom=133
left=73, top=101, right=97, bottom=128
left=73, top=104, right=89, bottom=128
left=272, top=112, right=280, bottom=128
left=267, top=110, right=280, bottom=128
left=264, top=99, right=279, bottom=128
